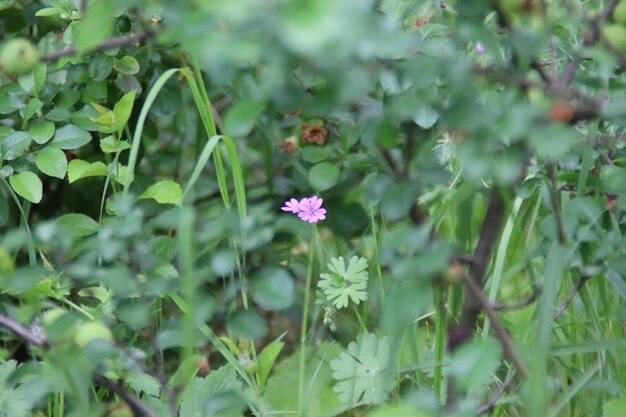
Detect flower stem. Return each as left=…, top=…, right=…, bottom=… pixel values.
left=299, top=228, right=317, bottom=414
left=352, top=304, right=368, bottom=333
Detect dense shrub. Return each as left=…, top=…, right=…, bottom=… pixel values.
left=1, top=1, right=626, bottom=416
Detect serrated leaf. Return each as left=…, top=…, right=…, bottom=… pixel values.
left=113, top=164, right=134, bottom=187
left=35, top=147, right=67, bottom=179
left=449, top=338, right=502, bottom=394
left=179, top=365, right=242, bottom=417
left=330, top=333, right=394, bottom=405
left=55, top=213, right=99, bottom=237
left=51, top=124, right=91, bottom=150
left=29, top=120, right=55, bottom=144
left=318, top=256, right=369, bottom=309
left=139, top=180, right=183, bottom=206
left=126, top=373, right=161, bottom=398
left=67, top=159, right=108, bottom=183
left=604, top=398, right=626, bottom=417
left=9, top=172, right=42, bottom=203
left=100, top=135, right=130, bottom=153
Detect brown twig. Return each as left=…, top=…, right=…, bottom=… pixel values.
left=93, top=374, right=160, bottom=417
left=477, top=369, right=518, bottom=415
left=0, top=314, right=158, bottom=417
left=40, top=30, right=156, bottom=63
left=490, top=287, right=541, bottom=311
left=460, top=272, right=529, bottom=377
left=79, top=0, right=87, bottom=16
left=560, top=0, right=620, bottom=87
left=553, top=273, right=592, bottom=319
left=446, top=187, right=509, bottom=404
left=0, top=315, right=48, bottom=348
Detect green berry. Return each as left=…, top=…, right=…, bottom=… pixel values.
left=74, top=322, right=114, bottom=347
left=42, top=308, right=65, bottom=327
left=614, top=1, right=626, bottom=25
left=0, top=38, right=40, bottom=76
left=602, top=24, right=626, bottom=53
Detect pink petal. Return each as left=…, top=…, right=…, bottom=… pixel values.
left=313, top=197, right=323, bottom=209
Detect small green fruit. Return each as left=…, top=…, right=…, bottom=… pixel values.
left=602, top=24, right=626, bottom=53
left=614, top=1, right=626, bottom=25
left=42, top=308, right=65, bottom=327
left=74, top=322, right=114, bottom=347
left=0, top=38, right=40, bottom=76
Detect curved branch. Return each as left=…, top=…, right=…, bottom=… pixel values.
left=0, top=314, right=159, bottom=417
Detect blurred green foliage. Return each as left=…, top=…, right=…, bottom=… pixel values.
left=0, top=0, right=625, bottom=416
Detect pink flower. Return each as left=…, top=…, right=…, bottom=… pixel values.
left=297, top=196, right=326, bottom=223
left=476, top=42, right=485, bottom=54
left=281, top=198, right=301, bottom=213
left=281, top=195, right=326, bottom=223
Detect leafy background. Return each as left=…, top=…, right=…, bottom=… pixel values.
left=1, top=0, right=626, bottom=416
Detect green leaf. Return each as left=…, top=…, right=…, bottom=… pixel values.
left=167, top=354, right=204, bottom=390
left=252, top=266, right=296, bottom=311
left=9, top=172, right=42, bottom=203
left=29, top=119, right=55, bottom=144
left=75, top=0, right=114, bottom=53
left=112, top=91, right=136, bottom=136
left=0, top=192, right=8, bottom=226
left=1, top=131, right=31, bottom=161
left=309, top=161, right=340, bottom=191
left=258, top=340, right=285, bottom=389
left=100, top=135, right=130, bottom=153
left=604, top=398, right=626, bottom=417
left=139, top=180, right=183, bottom=206
left=113, top=164, right=134, bottom=187
left=222, top=100, right=265, bottom=138
left=34, top=64, right=47, bottom=93
left=380, top=181, right=414, bottom=221
left=125, top=373, right=161, bottom=398
left=227, top=310, right=267, bottom=340
left=35, top=7, right=64, bottom=17
left=35, top=147, right=67, bottom=179
left=318, top=256, right=369, bottom=309
left=267, top=343, right=343, bottom=417
left=55, top=213, right=99, bottom=237
left=25, top=98, right=42, bottom=119
left=413, top=104, right=438, bottom=129
left=367, top=403, right=434, bottom=417
left=330, top=333, right=394, bottom=405
left=51, top=124, right=92, bottom=150
left=67, top=159, right=108, bottom=183
left=179, top=366, right=242, bottom=417
left=449, top=338, right=502, bottom=394
left=113, top=56, right=140, bottom=75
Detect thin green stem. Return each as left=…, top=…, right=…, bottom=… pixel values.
left=433, top=286, right=446, bottom=404
left=352, top=304, right=368, bottom=333
left=370, top=205, right=385, bottom=300
left=299, top=229, right=317, bottom=414
left=2, top=179, right=36, bottom=266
